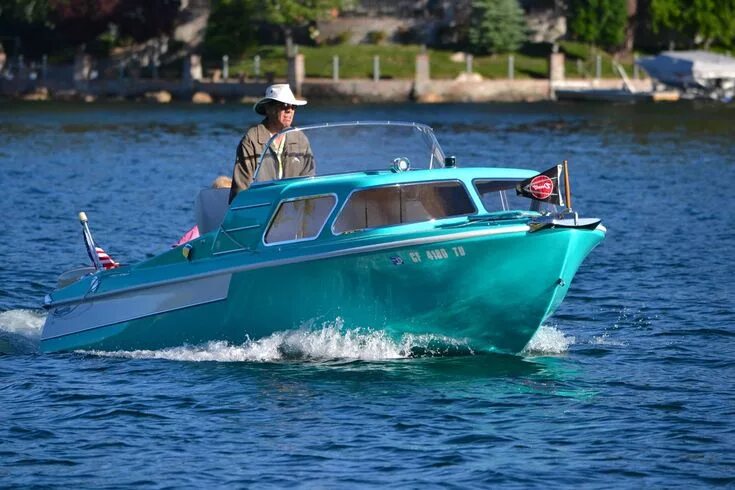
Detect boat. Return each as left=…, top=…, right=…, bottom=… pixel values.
left=554, top=62, right=680, bottom=103
left=554, top=87, right=657, bottom=102
left=40, top=121, right=606, bottom=355
left=636, top=51, right=735, bottom=102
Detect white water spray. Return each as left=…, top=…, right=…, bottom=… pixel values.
left=523, top=325, right=575, bottom=355
left=86, top=320, right=474, bottom=363
left=0, top=309, right=45, bottom=340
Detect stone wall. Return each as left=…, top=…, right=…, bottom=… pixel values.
left=415, top=79, right=551, bottom=103
left=304, top=79, right=413, bottom=102
left=304, top=78, right=553, bottom=103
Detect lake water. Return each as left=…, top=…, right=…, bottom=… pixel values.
left=1, top=100, right=734, bottom=488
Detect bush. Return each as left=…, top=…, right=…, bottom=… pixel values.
left=468, top=0, right=527, bottom=55
left=365, top=30, right=388, bottom=45
left=328, top=31, right=352, bottom=45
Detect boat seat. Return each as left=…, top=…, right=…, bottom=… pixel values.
left=195, top=188, right=230, bottom=234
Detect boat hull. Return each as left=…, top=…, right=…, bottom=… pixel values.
left=41, top=224, right=604, bottom=354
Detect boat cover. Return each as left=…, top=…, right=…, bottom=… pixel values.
left=637, top=51, right=735, bottom=95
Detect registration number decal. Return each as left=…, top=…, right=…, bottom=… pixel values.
left=407, top=246, right=466, bottom=263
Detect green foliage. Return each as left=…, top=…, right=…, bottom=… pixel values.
left=0, top=0, right=55, bottom=56
left=468, top=0, right=527, bottom=55
left=328, top=31, right=352, bottom=45
left=231, top=44, right=563, bottom=80
left=259, top=0, right=338, bottom=26
left=111, top=0, right=181, bottom=43
left=366, top=30, right=387, bottom=45
left=558, top=41, right=636, bottom=78
left=231, top=41, right=639, bottom=80
left=0, top=0, right=181, bottom=57
left=0, top=0, right=50, bottom=23
left=650, top=0, right=735, bottom=48
left=204, top=0, right=258, bottom=59
left=567, top=0, right=627, bottom=50
left=256, top=0, right=340, bottom=53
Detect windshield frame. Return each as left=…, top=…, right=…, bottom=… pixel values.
left=252, top=121, right=446, bottom=184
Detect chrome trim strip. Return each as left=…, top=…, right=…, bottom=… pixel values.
left=212, top=247, right=252, bottom=257
left=46, top=225, right=528, bottom=309
left=224, top=224, right=261, bottom=233
left=212, top=224, right=250, bottom=255
left=229, top=202, right=272, bottom=211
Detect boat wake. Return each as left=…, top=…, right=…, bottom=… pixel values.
left=85, top=323, right=476, bottom=362
left=0, top=310, right=575, bottom=359
left=0, top=309, right=46, bottom=354
left=89, top=324, right=573, bottom=363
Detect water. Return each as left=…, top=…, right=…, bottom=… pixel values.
left=1, top=101, right=734, bottom=488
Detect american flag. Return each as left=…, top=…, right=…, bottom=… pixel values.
left=94, top=246, right=119, bottom=269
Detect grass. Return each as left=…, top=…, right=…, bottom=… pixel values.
left=558, top=41, right=638, bottom=79
left=221, top=41, right=637, bottom=81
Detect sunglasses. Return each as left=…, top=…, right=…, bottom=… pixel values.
left=272, top=102, right=296, bottom=111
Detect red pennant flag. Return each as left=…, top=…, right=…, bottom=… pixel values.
left=516, top=164, right=565, bottom=206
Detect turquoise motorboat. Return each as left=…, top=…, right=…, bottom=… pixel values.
left=41, top=121, right=605, bottom=354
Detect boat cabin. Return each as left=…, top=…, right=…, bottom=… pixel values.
left=199, top=122, right=553, bottom=256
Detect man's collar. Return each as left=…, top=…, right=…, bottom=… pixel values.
left=256, top=120, right=270, bottom=144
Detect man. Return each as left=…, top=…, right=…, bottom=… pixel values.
left=229, top=84, right=314, bottom=203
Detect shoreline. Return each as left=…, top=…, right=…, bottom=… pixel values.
left=0, top=77, right=651, bottom=104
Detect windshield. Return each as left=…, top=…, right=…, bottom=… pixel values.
left=474, top=179, right=559, bottom=215
left=252, top=121, right=445, bottom=185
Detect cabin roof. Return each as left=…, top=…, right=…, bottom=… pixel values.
left=233, top=167, right=539, bottom=205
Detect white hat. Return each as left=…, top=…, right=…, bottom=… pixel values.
left=253, top=84, right=307, bottom=115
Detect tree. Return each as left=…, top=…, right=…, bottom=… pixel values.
left=0, top=0, right=50, bottom=23
left=0, top=0, right=181, bottom=58
left=49, top=0, right=119, bottom=45
left=0, top=0, right=54, bottom=56
left=567, top=0, right=627, bottom=50
left=468, top=0, right=527, bottom=55
left=110, top=0, right=181, bottom=43
left=260, top=0, right=340, bottom=56
left=625, top=0, right=637, bottom=53
left=650, top=0, right=735, bottom=49
left=204, top=0, right=258, bottom=59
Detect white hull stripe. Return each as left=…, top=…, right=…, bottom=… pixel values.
left=42, top=274, right=232, bottom=340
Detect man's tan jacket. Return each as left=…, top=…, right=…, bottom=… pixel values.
left=229, top=122, right=314, bottom=203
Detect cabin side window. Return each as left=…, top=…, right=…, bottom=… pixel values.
left=474, top=180, right=556, bottom=214
left=333, top=181, right=475, bottom=234
left=264, top=195, right=337, bottom=244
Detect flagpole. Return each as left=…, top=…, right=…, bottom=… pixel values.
left=563, top=159, right=572, bottom=213
left=79, top=212, right=103, bottom=271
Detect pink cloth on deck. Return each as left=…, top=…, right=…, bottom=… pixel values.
left=176, top=225, right=200, bottom=246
